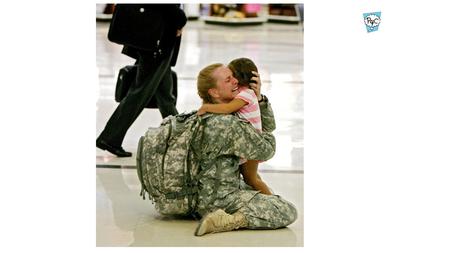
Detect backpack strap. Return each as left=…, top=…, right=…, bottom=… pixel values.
left=185, top=116, right=203, bottom=213
left=136, top=136, right=149, bottom=200
left=190, top=115, right=223, bottom=212
left=165, top=185, right=199, bottom=200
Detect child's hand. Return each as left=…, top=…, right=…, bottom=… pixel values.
left=197, top=105, right=207, bottom=116
left=250, top=71, right=262, bottom=100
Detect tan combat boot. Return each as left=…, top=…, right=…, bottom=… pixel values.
left=194, top=209, right=248, bottom=236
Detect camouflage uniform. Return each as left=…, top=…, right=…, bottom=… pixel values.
left=191, top=98, right=297, bottom=229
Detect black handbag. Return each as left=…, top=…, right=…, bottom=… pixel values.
left=115, top=65, right=136, bottom=102
left=108, top=4, right=165, bottom=54
left=115, top=65, right=178, bottom=109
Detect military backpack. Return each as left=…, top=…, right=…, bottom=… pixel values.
left=136, top=111, right=203, bottom=216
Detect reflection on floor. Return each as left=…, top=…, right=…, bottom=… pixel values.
left=97, top=169, right=303, bottom=246
left=96, top=18, right=303, bottom=246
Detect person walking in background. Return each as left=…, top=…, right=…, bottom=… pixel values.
left=97, top=4, right=187, bottom=157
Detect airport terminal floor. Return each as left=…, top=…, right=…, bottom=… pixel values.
left=96, top=18, right=304, bottom=247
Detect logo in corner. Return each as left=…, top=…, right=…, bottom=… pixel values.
left=363, top=12, right=381, bottom=33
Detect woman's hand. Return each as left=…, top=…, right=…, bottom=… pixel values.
left=249, top=71, right=262, bottom=101
left=176, top=29, right=183, bottom=37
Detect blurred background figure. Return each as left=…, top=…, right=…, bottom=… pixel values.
left=96, top=4, right=187, bottom=157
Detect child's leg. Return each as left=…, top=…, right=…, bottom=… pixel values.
left=240, top=160, right=272, bottom=195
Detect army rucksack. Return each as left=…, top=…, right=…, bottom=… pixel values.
left=136, top=111, right=203, bottom=216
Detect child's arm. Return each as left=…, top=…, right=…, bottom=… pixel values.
left=197, top=98, right=247, bottom=115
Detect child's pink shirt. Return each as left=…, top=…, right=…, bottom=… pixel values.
left=235, top=87, right=262, bottom=132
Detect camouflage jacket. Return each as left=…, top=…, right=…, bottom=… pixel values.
left=191, top=99, right=276, bottom=216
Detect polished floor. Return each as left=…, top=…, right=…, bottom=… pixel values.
left=96, top=18, right=303, bottom=247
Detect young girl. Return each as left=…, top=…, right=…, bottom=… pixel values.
left=197, top=58, right=272, bottom=195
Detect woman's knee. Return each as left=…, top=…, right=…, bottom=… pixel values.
left=272, top=195, right=297, bottom=226
left=284, top=200, right=298, bottom=224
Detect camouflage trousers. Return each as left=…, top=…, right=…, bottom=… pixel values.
left=238, top=193, right=297, bottom=229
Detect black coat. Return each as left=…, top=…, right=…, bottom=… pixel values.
left=109, top=4, right=187, bottom=66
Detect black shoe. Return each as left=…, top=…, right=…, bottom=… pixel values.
left=96, top=139, right=132, bottom=157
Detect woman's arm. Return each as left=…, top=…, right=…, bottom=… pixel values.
left=258, top=96, right=276, bottom=132
left=212, top=98, right=276, bottom=161
left=228, top=115, right=276, bottom=161
left=198, top=98, right=247, bottom=115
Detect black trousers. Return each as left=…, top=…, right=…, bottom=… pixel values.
left=97, top=48, right=178, bottom=147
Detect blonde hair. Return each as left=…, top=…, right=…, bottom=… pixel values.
left=197, top=63, right=224, bottom=104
